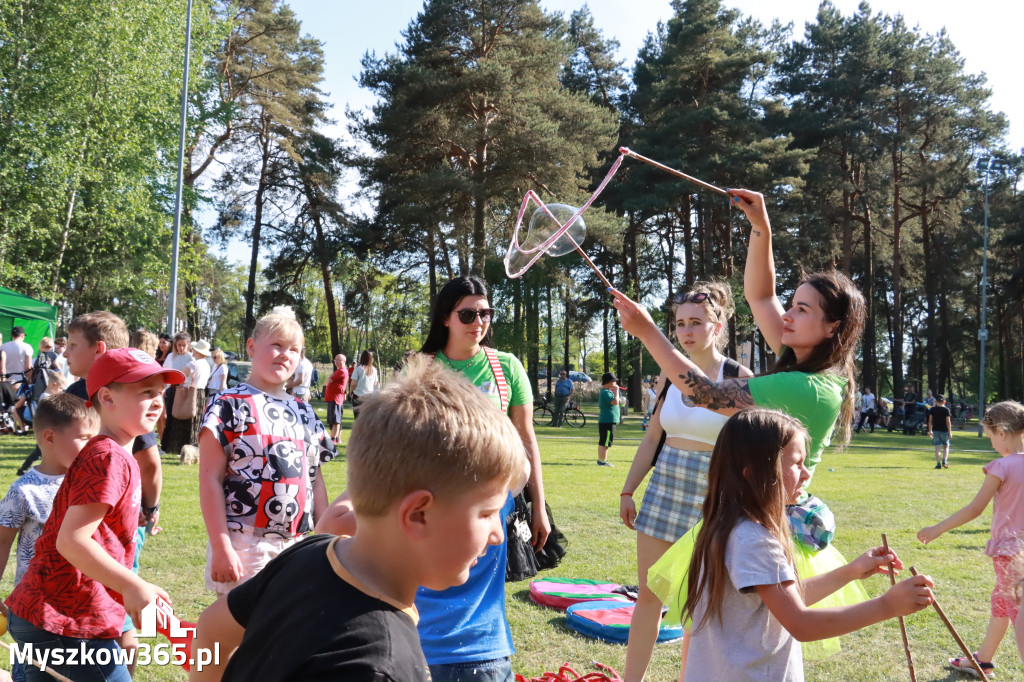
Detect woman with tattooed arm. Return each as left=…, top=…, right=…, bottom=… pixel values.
left=611, top=189, right=866, bottom=678
left=611, top=188, right=864, bottom=484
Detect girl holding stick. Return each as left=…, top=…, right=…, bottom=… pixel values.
left=681, top=409, right=933, bottom=681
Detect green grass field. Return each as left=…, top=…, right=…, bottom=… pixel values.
left=0, top=412, right=1020, bottom=681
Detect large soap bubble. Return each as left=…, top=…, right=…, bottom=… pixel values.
left=528, top=203, right=586, bottom=257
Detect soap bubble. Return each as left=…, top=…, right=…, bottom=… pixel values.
left=504, top=202, right=586, bottom=277
left=527, top=204, right=586, bottom=257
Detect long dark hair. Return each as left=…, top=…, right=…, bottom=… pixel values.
left=683, top=409, right=806, bottom=631
left=420, top=276, right=494, bottom=354
left=774, top=270, right=865, bottom=448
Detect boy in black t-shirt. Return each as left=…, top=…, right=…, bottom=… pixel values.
left=190, top=358, right=526, bottom=682
left=928, top=394, right=953, bottom=469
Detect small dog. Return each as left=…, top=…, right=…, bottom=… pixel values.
left=179, top=444, right=200, bottom=465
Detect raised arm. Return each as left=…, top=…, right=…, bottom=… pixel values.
left=610, top=290, right=755, bottom=416
left=732, top=189, right=786, bottom=355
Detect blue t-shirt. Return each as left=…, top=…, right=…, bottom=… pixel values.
left=416, top=494, right=516, bottom=664
left=555, top=378, right=574, bottom=396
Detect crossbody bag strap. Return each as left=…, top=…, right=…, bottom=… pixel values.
left=482, top=346, right=509, bottom=413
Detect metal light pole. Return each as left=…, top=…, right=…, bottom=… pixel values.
left=167, top=0, right=194, bottom=335
left=977, top=157, right=999, bottom=435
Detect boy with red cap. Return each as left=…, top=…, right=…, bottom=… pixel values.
left=5, top=348, right=185, bottom=682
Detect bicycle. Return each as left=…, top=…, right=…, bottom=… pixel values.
left=533, top=393, right=586, bottom=428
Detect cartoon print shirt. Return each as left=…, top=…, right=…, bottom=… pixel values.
left=200, top=383, right=336, bottom=538
left=0, top=467, right=65, bottom=584
left=5, top=436, right=141, bottom=639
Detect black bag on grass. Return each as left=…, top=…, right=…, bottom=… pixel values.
left=506, top=489, right=568, bottom=582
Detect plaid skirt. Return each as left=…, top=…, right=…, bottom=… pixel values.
left=634, top=444, right=710, bottom=542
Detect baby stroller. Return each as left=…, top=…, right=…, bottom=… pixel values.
left=902, top=402, right=929, bottom=435
left=0, top=379, right=16, bottom=434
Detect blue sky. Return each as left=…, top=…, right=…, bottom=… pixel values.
left=288, top=0, right=1023, bottom=151
left=211, top=1, right=1021, bottom=265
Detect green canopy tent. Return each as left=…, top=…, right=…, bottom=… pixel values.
left=0, top=286, right=58, bottom=353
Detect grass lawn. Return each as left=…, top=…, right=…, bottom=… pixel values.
left=1, top=411, right=1020, bottom=681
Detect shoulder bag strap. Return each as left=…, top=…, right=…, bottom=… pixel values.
left=482, top=346, right=509, bottom=413
left=722, top=357, right=743, bottom=379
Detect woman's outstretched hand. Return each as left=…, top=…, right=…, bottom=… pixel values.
left=727, top=188, right=771, bottom=232
left=609, top=289, right=657, bottom=340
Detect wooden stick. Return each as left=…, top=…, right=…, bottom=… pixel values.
left=882, top=534, right=916, bottom=682
left=0, top=640, right=75, bottom=682
left=908, top=567, right=989, bottom=681
left=618, top=147, right=730, bottom=197
left=569, top=240, right=612, bottom=289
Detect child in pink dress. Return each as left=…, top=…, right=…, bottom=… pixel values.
left=919, top=400, right=1024, bottom=678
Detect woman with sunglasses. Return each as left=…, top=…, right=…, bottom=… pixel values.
left=611, top=189, right=867, bottom=677
left=619, top=281, right=752, bottom=682
left=411, top=275, right=548, bottom=682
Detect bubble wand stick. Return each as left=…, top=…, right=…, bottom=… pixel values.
left=618, top=147, right=730, bottom=197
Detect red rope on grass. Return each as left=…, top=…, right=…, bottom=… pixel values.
left=515, top=661, right=622, bottom=682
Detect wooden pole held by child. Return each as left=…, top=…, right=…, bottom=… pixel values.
left=0, top=640, right=74, bottom=682
left=882, top=534, right=916, bottom=682
left=908, top=567, right=990, bottom=681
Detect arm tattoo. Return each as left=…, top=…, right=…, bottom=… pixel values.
left=752, top=228, right=762, bottom=238
left=681, top=372, right=755, bottom=411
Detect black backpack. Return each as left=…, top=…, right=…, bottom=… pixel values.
left=31, top=351, right=58, bottom=401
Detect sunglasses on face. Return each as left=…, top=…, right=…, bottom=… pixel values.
left=454, top=308, right=494, bottom=324
left=673, top=291, right=709, bottom=304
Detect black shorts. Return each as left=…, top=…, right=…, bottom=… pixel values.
left=599, top=422, right=616, bottom=447
left=327, top=402, right=343, bottom=426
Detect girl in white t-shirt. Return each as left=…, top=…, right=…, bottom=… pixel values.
left=679, top=409, right=933, bottom=682
left=349, top=350, right=379, bottom=419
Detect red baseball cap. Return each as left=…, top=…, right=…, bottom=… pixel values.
left=86, top=348, right=186, bottom=407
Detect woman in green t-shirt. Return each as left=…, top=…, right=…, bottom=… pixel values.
left=612, top=190, right=867, bottom=667
left=611, top=189, right=865, bottom=478
left=416, top=275, right=548, bottom=682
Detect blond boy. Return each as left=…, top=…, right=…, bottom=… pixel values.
left=198, top=308, right=334, bottom=595
left=191, top=358, right=525, bottom=681
left=5, top=348, right=183, bottom=681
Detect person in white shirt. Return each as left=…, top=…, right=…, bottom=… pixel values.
left=161, top=331, right=196, bottom=454
left=208, top=348, right=229, bottom=394
left=53, top=337, right=70, bottom=378
left=0, top=326, right=33, bottom=388
left=855, top=386, right=877, bottom=434
left=191, top=340, right=213, bottom=400
left=287, top=348, right=314, bottom=402
left=349, top=350, right=379, bottom=419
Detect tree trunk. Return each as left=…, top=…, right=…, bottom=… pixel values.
left=49, top=186, right=78, bottom=304
left=244, top=110, right=272, bottom=337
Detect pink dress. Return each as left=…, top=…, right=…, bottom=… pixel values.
left=982, top=453, right=1024, bottom=557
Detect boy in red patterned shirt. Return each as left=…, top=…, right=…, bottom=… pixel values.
left=5, top=348, right=185, bottom=682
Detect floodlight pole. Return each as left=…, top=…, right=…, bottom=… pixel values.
left=167, top=0, right=194, bottom=336
left=978, top=157, right=993, bottom=436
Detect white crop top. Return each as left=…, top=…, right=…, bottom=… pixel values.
left=658, top=362, right=730, bottom=446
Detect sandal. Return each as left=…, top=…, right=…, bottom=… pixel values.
left=949, top=653, right=995, bottom=678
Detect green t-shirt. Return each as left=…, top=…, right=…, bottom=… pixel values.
left=599, top=388, right=619, bottom=423
left=748, top=371, right=846, bottom=480
left=433, top=348, right=532, bottom=415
